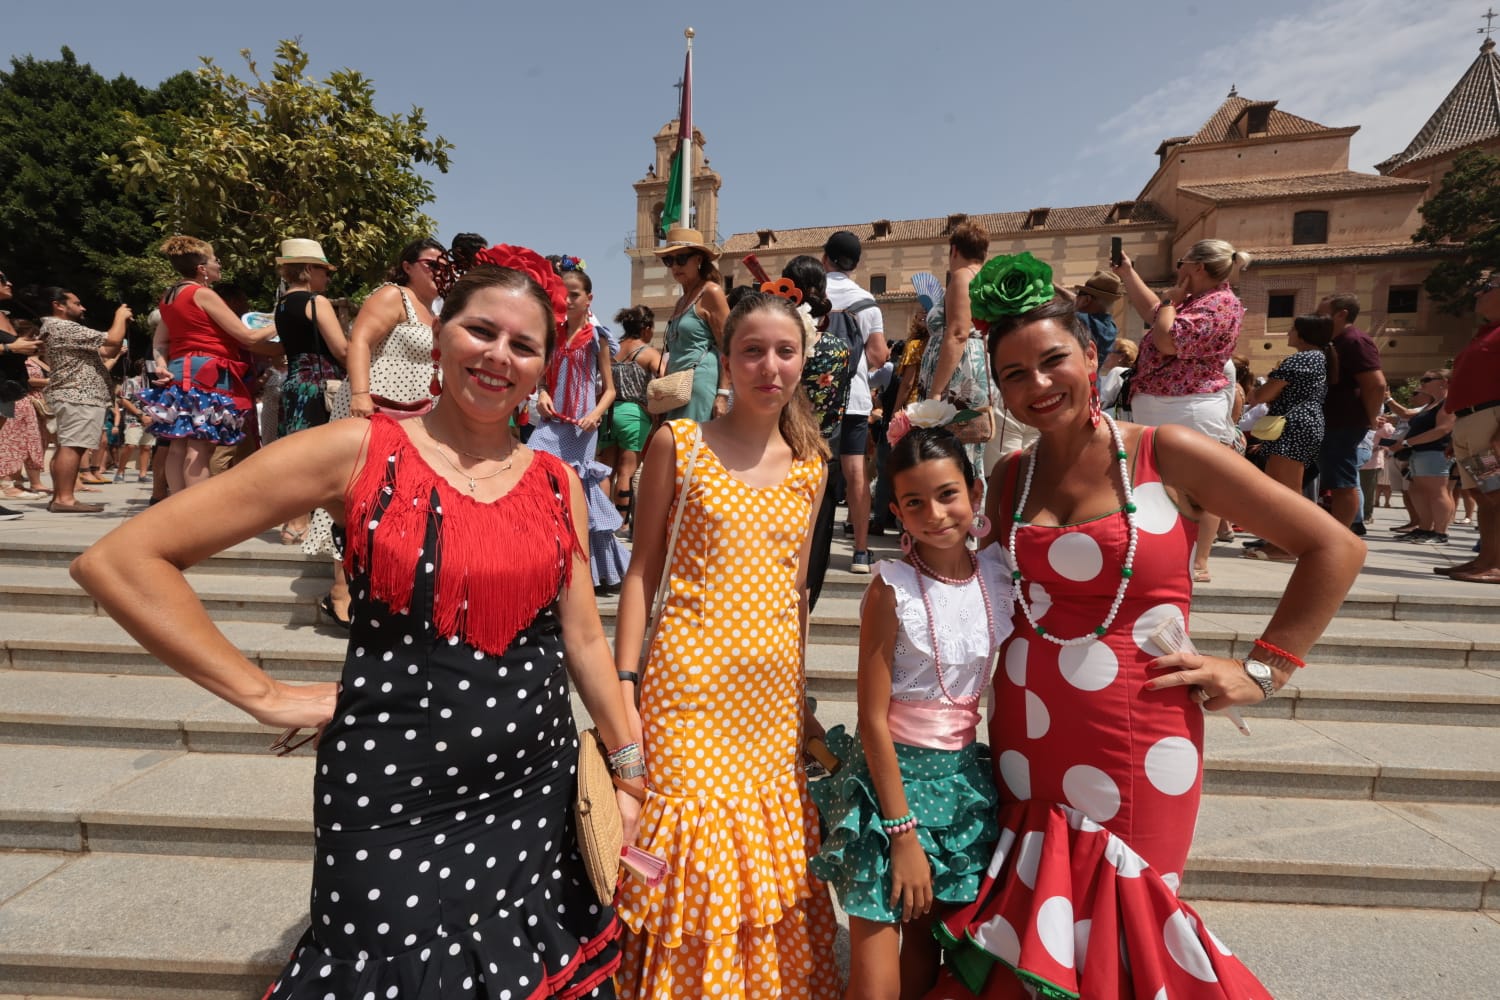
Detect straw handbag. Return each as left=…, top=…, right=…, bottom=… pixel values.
left=573, top=427, right=703, bottom=904
left=645, top=368, right=695, bottom=415
left=574, top=728, right=624, bottom=904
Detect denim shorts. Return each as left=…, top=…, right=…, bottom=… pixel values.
left=1408, top=449, right=1453, bottom=478
left=1317, top=426, right=1369, bottom=490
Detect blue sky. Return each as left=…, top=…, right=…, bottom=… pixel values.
left=6, top=1, right=1485, bottom=318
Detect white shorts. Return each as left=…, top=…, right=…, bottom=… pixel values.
left=1132, top=392, right=1236, bottom=445
left=124, top=425, right=155, bottom=447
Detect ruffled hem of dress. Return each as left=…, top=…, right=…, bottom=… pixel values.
left=137, top=385, right=247, bottom=444
left=807, top=726, right=998, bottom=922
left=615, top=895, right=842, bottom=1000
left=262, top=906, right=619, bottom=1000
left=614, top=763, right=819, bottom=946
left=935, top=799, right=1273, bottom=999
left=590, top=528, right=629, bottom=587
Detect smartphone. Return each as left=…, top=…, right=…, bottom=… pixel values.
left=1110, top=237, right=1124, bottom=267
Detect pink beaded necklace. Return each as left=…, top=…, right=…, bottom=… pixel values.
left=907, top=547, right=998, bottom=707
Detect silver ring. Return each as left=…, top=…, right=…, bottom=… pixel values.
left=1192, top=686, right=1211, bottom=704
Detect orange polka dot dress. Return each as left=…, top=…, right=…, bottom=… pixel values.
left=615, top=420, right=842, bottom=999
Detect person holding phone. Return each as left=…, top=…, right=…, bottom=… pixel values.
left=1066, top=269, right=1124, bottom=366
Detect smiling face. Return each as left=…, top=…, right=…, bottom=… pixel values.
left=434, top=285, right=550, bottom=419
left=891, top=456, right=982, bottom=553
left=404, top=247, right=446, bottom=300
left=990, top=317, right=1098, bottom=430
left=722, top=305, right=805, bottom=413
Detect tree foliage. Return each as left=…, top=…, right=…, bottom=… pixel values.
left=108, top=40, right=453, bottom=301
left=1412, top=149, right=1500, bottom=314
left=0, top=47, right=206, bottom=320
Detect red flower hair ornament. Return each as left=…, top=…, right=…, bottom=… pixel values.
left=437, top=243, right=570, bottom=332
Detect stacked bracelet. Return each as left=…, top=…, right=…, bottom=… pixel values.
left=1251, top=638, right=1305, bottom=669
left=880, top=812, right=918, bottom=835
left=606, top=742, right=646, bottom=780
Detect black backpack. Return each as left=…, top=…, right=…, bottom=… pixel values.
left=824, top=298, right=877, bottom=380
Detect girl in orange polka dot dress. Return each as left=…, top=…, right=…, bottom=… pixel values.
left=612, top=291, right=842, bottom=999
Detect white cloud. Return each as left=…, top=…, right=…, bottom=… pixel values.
left=1094, top=0, right=1480, bottom=187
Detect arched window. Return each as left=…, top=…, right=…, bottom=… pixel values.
left=1292, top=210, right=1328, bottom=245
left=649, top=203, right=664, bottom=246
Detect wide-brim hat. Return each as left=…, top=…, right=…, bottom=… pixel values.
left=275, top=238, right=336, bottom=270
left=652, top=227, right=721, bottom=261
left=1074, top=269, right=1122, bottom=303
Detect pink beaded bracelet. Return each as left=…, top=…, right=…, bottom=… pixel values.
left=886, top=818, right=918, bottom=835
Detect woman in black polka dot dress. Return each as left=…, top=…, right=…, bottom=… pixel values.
left=72, top=251, right=645, bottom=1000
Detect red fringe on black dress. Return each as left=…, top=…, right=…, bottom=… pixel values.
left=344, top=415, right=583, bottom=659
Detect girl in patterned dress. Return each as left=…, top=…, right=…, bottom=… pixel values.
left=611, top=291, right=841, bottom=998
left=810, top=423, right=1011, bottom=1000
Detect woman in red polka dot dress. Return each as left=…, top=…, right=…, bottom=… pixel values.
left=926, top=257, right=1365, bottom=999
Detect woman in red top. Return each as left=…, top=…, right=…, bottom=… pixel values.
left=926, top=257, right=1364, bottom=999
left=143, top=236, right=280, bottom=494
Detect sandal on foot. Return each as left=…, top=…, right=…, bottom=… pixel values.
left=1192, top=569, right=1212, bottom=583
left=317, top=594, right=352, bottom=629
left=279, top=527, right=307, bottom=545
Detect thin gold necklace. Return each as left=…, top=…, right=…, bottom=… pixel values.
left=430, top=439, right=515, bottom=494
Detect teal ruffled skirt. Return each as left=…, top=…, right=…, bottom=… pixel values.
left=808, top=725, right=999, bottom=924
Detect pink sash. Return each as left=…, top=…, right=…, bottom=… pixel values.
left=886, top=699, right=980, bottom=751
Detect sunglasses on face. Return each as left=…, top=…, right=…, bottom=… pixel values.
left=1419, top=376, right=1443, bottom=383
left=661, top=253, right=697, bottom=268
left=415, top=258, right=444, bottom=271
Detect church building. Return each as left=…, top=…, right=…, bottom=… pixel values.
left=626, top=39, right=1500, bottom=381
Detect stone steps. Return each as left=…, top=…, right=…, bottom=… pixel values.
left=2, top=739, right=1496, bottom=902
left=7, top=673, right=1498, bottom=802
left=2, top=510, right=1496, bottom=997
left=2, top=851, right=1492, bottom=1000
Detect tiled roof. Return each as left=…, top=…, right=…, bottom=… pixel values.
left=1377, top=39, right=1500, bottom=174
left=721, top=202, right=1171, bottom=253
left=1178, top=171, right=1428, bottom=203
left=1245, top=241, right=1456, bottom=265
left=1180, top=96, right=1342, bottom=146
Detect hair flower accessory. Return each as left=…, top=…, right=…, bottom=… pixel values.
left=886, top=399, right=959, bottom=449
left=470, top=244, right=570, bottom=330
left=759, top=277, right=804, bottom=306
left=969, top=252, right=1055, bottom=324
left=795, top=302, right=818, bottom=357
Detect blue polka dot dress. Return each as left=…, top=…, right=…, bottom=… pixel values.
left=264, top=416, right=618, bottom=1000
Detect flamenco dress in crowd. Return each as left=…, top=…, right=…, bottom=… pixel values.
left=932, top=427, right=1271, bottom=999
left=306, top=285, right=434, bottom=559
left=809, top=547, right=1011, bottom=923
left=264, top=415, right=619, bottom=1000
left=276, top=290, right=345, bottom=436
left=138, top=283, right=252, bottom=445
left=526, top=321, right=629, bottom=589
left=615, top=419, right=840, bottom=999
left=918, top=299, right=993, bottom=477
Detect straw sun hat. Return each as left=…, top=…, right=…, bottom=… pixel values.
left=275, top=238, right=336, bottom=270
left=652, top=227, right=720, bottom=261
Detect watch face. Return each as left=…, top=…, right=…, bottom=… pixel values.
left=1246, top=660, right=1272, bottom=681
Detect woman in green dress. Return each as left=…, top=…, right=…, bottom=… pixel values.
left=653, top=227, right=730, bottom=422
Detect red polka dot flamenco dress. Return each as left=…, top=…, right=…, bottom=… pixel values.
left=931, top=427, right=1272, bottom=999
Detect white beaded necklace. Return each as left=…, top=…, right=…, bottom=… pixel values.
left=1006, top=413, right=1138, bottom=647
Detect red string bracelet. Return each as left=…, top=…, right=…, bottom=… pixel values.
left=1252, top=638, right=1305, bottom=669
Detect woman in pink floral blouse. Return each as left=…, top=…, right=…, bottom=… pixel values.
left=1116, top=238, right=1250, bottom=582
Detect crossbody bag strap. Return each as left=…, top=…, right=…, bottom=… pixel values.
left=641, top=426, right=703, bottom=664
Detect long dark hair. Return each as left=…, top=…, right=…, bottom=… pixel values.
left=1291, top=314, right=1338, bottom=385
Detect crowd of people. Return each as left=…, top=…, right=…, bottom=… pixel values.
left=0, top=215, right=1487, bottom=999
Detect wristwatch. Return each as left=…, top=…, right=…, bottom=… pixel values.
left=1242, top=658, right=1276, bottom=700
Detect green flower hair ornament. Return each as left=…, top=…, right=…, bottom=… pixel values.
left=969, top=252, right=1055, bottom=323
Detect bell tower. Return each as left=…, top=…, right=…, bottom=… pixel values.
left=627, top=120, right=722, bottom=314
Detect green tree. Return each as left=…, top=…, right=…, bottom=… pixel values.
left=108, top=40, right=453, bottom=302
left=1412, top=149, right=1500, bottom=314
left=0, top=47, right=204, bottom=322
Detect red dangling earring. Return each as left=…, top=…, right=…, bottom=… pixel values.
left=1088, top=371, right=1102, bottom=428
left=429, top=348, right=442, bottom=397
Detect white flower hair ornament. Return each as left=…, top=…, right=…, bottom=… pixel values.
left=796, top=302, right=818, bottom=357
left=885, top=399, right=959, bottom=448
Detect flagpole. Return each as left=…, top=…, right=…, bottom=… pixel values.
left=680, top=27, right=694, bottom=234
